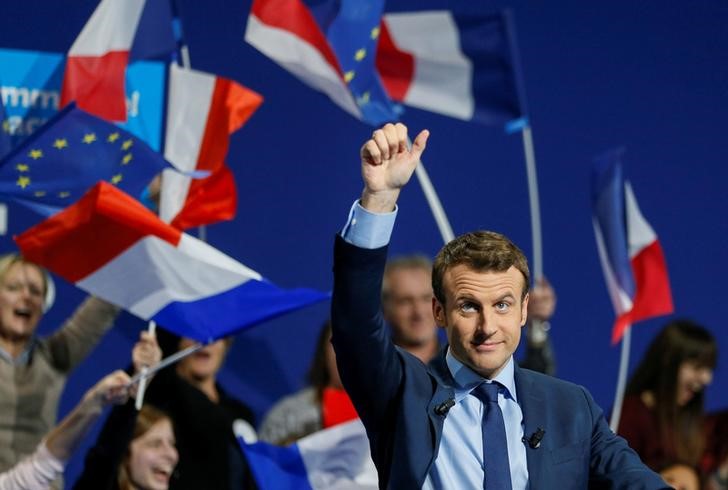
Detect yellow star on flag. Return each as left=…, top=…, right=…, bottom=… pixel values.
left=111, top=174, right=123, bottom=184
left=344, top=71, right=355, bottom=83
left=107, top=132, right=120, bottom=143
left=2, top=120, right=10, bottom=133
left=28, top=149, right=43, bottom=160
left=121, top=139, right=133, bottom=151
left=371, top=26, right=380, bottom=39
left=83, top=133, right=97, bottom=144
left=354, top=48, right=367, bottom=61
left=53, top=138, right=68, bottom=149
left=16, top=163, right=29, bottom=172
left=357, top=92, right=371, bottom=105
left=34, top=191, right=46, bottom=197
left=16, top=176, right=30, bottom=189
left=122, top=153, right=133, bottom=165
left=58, top=191, right=71, bottom=198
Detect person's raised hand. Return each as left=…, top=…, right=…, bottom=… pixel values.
left=360, top=122, right=429, bottom=213
left=84, top=370, right=132, bottom=409
left=132, top=330, right=162, bottom=376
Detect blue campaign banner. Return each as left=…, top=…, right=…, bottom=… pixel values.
left=0, top=47, right=165, bottom=151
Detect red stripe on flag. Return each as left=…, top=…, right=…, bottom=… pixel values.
left=15, top=182, right=182, bottom=283
left=250, top=0, right=344, bottom=78
left=60, top=51, right=129, bottom=122
left=612, top=240, right=673, bottom=343
left=322, top=387, right=359, bottom=429
left=375, top=19, right=414, bottom=102
left=196, top=77, right=263, bottom=172
left=171, top=164, right=237, bottom=230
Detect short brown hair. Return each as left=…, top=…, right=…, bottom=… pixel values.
left=432, top=231, right=530, bottom=305
left=382, top=254, right=432, bottom=304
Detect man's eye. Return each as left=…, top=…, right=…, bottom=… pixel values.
left=459, top=302, right=477, bottom=313
left=495, top=302, right=510, bottom=312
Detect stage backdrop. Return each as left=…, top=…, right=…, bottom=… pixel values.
left=1, top=0, right=726, bottom=484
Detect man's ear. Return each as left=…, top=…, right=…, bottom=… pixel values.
left=432, top=297, right=446, bottom=327
left=520, top=292, right=530, bottom=327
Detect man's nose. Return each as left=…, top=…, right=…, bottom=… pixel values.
left=479, top=310, right=497, bottom=336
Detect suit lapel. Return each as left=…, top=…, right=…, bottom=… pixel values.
left=426, top=348, right=456, bottom=457
left=515, top=366, right=547, bottom=488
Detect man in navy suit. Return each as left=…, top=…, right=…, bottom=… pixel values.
left=331, top=123, right=668, bottom=489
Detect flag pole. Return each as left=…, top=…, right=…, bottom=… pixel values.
left=407, top=137, right=454, bottom=244
left=170, top=0, right=206, bottom=242
left=520, top=124, right=543, bottom=282
left=128, top=342, right=204, bottom=387
left=609, top=326, right=631, bottom=431
left=514, top=121, right=549, bottom=343
left=134, top=320, right=156, bottom=410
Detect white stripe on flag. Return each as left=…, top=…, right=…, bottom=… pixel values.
left=164, top=64, right=215, bottom=172
left=593, top=218, right=634, bottom=316
left=161, top=64, right=217, bottom=223
left=624, top=182, right=657, bottom=259
left=383, top=12, right=473, bottom=120
left=245, top=14, right=362, bottom=120
left=297, top=420, right=378, bottom=490
left=77, top=234, right=262, bottom=319
left=69, top=0, right=146, bottom=56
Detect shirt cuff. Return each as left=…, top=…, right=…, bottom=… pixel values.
left=341, top=200, right=397, bottom=249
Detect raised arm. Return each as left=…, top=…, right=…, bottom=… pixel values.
left=43, top=296, right=120, bottom=373
left=0, top=371, right=130, bottom=489
left=331, top=123, right=429, bottom=433
left=45, top=370, right=131, bottom=462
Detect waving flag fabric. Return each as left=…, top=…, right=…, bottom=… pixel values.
left=241, top=420, right=377, bottom=490
left=161, top=64, right=263, bottom=229
left=60, top=0, right=175, bottom=122
left=0, top=104, right=172, bottom=216
left=245, top=0, right=398, bottom=125
left=15, top=182, right=328, bottom=343
left=376, top=9, right=525, bottom=126
left=591, top=150, right=673, bottom=343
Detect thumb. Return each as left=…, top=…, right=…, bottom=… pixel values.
left=410, top=129, right=430, bottom=161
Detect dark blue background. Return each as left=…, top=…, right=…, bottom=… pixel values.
left=1, top=0, right=727, bottom=484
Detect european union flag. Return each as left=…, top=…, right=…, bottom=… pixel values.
left=313, top=0, right=400, bottom=125
left=0, top=103, right=173, bottom=216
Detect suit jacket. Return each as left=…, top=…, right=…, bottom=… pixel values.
left=331, top=236, right=667, bottom=489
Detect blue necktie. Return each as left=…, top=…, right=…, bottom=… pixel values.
left=472, top=382, right=512, bottom=490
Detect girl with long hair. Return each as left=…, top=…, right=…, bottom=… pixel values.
left=618, top=319, right=717, bottom=471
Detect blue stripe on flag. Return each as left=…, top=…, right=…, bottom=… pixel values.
left=453, top=9, right=526, bottom=126
left=591, top=148, right=635, bottom=298
left=240, top=438, right=313, bottom=490
left=151, top=279, right=329, bottom=343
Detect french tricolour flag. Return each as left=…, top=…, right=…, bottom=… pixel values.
left=591, top=150, right=673, bottom=344
left=161, top=64, right=263, bottom=230
left=61, top=0, right=175, bottom=122
left=241, top=420, right=377, bottom=490
left=15, top=182, right=327, bottom=343
left=376, top=9, right=525, bottom=126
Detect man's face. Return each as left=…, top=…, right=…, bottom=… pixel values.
left=433, top=264, right=528, bottom=379
left=383, top=267, right=436, bottom=348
